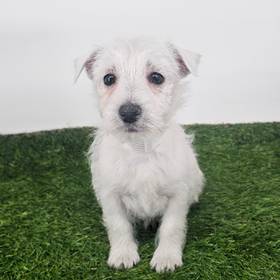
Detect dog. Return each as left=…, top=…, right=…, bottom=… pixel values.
left=75, top=38, right=204, bottom=272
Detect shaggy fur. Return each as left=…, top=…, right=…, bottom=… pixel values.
left=75, top=38, right=204, bottom=272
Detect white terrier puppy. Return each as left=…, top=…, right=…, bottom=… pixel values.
left=75, top=38, right=204, bottom=273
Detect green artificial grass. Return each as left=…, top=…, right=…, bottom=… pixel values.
left=0, top=123, right=279, bottom=279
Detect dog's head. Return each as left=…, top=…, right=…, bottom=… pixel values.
left=75, top=38, right=200, bottom=136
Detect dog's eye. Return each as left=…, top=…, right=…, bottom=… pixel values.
left=148, top=72, right=165, bottom=85
left=103, top=73, right=116, bottom=86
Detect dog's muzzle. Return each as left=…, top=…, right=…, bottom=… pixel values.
left=118, top=102, right=142, bottom=124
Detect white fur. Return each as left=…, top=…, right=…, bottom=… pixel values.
left=76, top=38, right=204, bottom=272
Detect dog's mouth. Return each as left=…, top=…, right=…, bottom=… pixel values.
left=125, top=124, right=140, bottom=133
left=114, top=123, right=142, bottom=134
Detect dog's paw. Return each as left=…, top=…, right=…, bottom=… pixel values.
left=107, top=245, right=140, bottom=269
left=150, top=247, right=183, bottom=273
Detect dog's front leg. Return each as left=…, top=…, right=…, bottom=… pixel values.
left=150, top=192, right=189, bottom=272
left=100, top=194, right=140, bottom=269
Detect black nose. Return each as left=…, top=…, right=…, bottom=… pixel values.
left=118, top=102, right=142, bottom=124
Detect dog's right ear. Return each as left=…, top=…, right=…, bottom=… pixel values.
left=74, top=48, right=100, bottom=83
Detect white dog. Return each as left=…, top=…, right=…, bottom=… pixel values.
left=75, top=38, right=204, bottom=273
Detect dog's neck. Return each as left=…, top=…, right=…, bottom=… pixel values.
left=125, top=134, right=160, bottom=153
left=114, top=125, right=172, bottom=154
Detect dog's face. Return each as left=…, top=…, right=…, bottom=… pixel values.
left=76, top=38, right=200, bottom=135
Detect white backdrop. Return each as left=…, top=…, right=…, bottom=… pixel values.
left=0, top=0, right=279, bottom=134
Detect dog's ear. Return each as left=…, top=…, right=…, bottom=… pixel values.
left=169, top=43, right=201, bottom=77
left=74, top=48, right=100, bottom=83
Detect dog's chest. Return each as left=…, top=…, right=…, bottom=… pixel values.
left=120, top=153, right=170, bottom=218
left=122, top=190, right=168, bottom=219
left=104, top=143, right=173, bottom=218
left=93, top=131, right=187, bottom=219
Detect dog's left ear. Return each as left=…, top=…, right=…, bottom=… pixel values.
left=169, top=43, right=201, bottom=77
left=74, top=48, right=100, bottom=83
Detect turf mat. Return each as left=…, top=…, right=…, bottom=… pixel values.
left=0, top=123, right=279, bottom=279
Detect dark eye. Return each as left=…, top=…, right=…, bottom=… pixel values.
left=103, top=73, right=116, bottom=86
left=148, top=72, right=165, bottom=85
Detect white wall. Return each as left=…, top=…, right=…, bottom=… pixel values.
left=0, top=0, right=279, bottom=134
